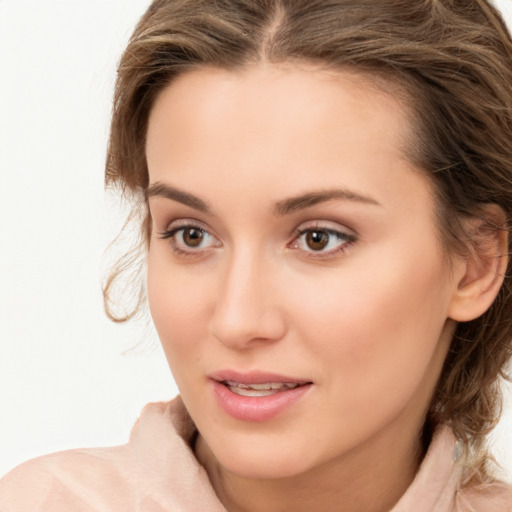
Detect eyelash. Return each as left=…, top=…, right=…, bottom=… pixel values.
left=158, top=221, right=357, bottom=259
left=158, top=221, right=219, bottom=257
left=290, top=226, right=356, bottom=259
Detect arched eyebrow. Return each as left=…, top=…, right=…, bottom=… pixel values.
left=273, top=189, right=381, bottom=216
left=146, top=182, right=381, bottom=215
left=146, top=182, right=210, bottom=212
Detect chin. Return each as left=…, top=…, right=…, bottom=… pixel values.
left=205, top=431, right=321, bottom=480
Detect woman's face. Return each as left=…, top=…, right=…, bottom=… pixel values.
left=146, top=64, right=462, bottom=479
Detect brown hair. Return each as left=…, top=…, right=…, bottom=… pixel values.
left=104, top=0, right=512, bottom=480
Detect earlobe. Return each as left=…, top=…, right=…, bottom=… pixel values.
left=448, top=205, right=508, bottom=322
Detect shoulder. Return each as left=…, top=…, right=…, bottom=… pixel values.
left=0, top=445, right=138, bottom=512
left=456, top=480, right=512, bottom=512
left=0, top=398, right=223, bottom=512
left=0, top=401, right=171, bottom=512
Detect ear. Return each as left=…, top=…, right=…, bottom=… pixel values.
left=448, top=205, right=508, bottom=322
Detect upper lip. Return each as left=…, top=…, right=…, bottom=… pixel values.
left=209, top=370, right=311, bottom=385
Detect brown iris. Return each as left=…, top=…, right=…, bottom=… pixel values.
left=305, top=230, right=330, bottom=251
left=183, top=228, right=204, bottom=247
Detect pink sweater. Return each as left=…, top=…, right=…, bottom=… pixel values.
left=1, top=397, right=511, bottom=512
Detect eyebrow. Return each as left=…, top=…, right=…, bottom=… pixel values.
left=146, top=182, right=210, bottom=212
left=146, top=182, right=381, bottom=215
left=273, top=189, right=381, bottom=216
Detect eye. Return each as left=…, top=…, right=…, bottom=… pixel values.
left=290, top=224, right=356, bottom=257
left=158, top=221, right=221, bottom=255
left=178, top=227, right=207, bottom=247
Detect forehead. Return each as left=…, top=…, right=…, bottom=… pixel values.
left=146, top=63, right=413, bottom=168
left=145, top=63, right=432, bottom=218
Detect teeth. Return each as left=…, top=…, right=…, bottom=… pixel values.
left=224, top=380, right=302, bottom=397
left=228, top=387, right=279, bottom=397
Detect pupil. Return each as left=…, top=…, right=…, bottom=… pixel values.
left=183, top=228, right=204, bottom=247
left=306, top=230, right=329, bottom=251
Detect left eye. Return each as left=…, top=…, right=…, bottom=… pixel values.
left=291, top=228, right=354, bottom=254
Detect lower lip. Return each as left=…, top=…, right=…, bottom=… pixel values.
left=211, top=380, right=312, bottom=422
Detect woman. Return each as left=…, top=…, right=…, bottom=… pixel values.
left=1, top=0, right=512, bottom=511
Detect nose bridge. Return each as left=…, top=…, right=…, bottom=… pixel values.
left=209, top=242, right=285, bottom=348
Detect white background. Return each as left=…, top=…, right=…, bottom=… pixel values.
left=0, top=0, right=511, bottom=479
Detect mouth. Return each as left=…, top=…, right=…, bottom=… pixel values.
left=222, top=380, right=306, bottom=397
left=209, top=371, right=313, bottom=422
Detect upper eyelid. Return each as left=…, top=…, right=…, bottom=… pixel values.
left=159, top=219, right=222, bottom=247
left=293, top=219, right=357, bottom=236
left=293, top=227, right=356, bottom=244
left=159, top=218, right=211, bottom=232
left=296, top=229, right=356, bottom=244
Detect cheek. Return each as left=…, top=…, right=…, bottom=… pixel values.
left=286, top=242, right=452, bottom=388
left=146, top=250, right=214, bottom=361
left=281, top=252, right=452, bottom=449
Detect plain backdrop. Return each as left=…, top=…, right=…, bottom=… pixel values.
left=1, top=0, right=511, bottom=478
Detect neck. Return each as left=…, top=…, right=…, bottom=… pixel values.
left=195, top=420, right=424, bottom=512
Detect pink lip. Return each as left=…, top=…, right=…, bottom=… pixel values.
left=209, top=369, right=310, bottom=385
left=209, top=370, right=312, bottom=422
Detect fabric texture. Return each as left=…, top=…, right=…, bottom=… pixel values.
left=1, top=396, right=511, bottom=512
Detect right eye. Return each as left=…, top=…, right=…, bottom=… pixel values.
left=159, top=222, right=221, bottom=255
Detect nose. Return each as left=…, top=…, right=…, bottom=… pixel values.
left=209, top=250, right=287, bottom=349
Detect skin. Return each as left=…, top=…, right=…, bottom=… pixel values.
left=145, top=63, right=470, bottom=512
